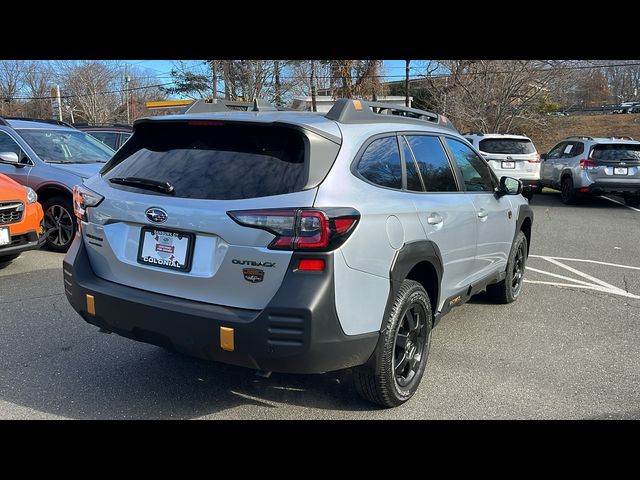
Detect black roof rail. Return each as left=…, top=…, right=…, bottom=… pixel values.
left=566, top=135, right=594, bottom=141
left=1, top=116, right=75, bottom=129
left=462, top=131, right=485, bottom=136
left=325, top=99, right=456, bottom=130
left=183, top=98, right=277, bottom=114
left=0, top=117, right=9, bottom=126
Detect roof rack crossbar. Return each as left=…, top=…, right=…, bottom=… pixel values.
left=325, top=99, right=455, bottom=130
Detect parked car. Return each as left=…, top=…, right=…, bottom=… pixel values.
left=0, top=117, right=115, bottom=252
left=74, top=124, right=132, bottom=151
left=464, top=133, right=541, bottom=200
left=539, top=136, right=640, bottom=206
left=0, top=171, right=45, bottom=264
left=64, top=99, right=533, bottom=407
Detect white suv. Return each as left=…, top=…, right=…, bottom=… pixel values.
left=464, top=133, right=541, bottom=199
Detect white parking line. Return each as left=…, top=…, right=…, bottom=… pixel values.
left=600, top=195, right=640, bottom=213
left=525, top=266, right=594, bottom=287
left=523, top=279, right=640, bottom=299
left=529, top=255, right=640, bottom=271
left=525, top=255, right=640, bottom=299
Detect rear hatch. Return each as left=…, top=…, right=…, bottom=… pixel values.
left=478, top=137, right=540, bottom=177
left=80, top=119, right=341, bottom=310
left=587, top=143, right=640, bottom=180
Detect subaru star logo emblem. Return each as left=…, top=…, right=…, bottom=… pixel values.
left=145, top=207, right=168, bottom=223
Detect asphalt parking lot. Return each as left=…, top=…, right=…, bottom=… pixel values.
left=1, top=189, right=639, bottom=420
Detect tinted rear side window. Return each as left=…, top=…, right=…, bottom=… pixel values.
left=479, top=139, right=535, bottom=154
left=357, top=136, right=403, bottom=189
left=102, top=123, right=307, bottom=200
left=405, top=135, right=458, bottom=192
left=591, top=144, right=640, bottom=161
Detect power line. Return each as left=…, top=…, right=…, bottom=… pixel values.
left=0, top=81, right=176, bottom=101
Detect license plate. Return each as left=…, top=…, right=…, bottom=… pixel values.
left=137, top=227, right=194, bottom=271
left=0, top=227, right=9, bottom=246
left=502, top=161, right=515, bottom=169
left=614, top=167, right=628, bottom=175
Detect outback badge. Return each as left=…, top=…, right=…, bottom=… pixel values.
left=243, top=268, right=264, bottom=283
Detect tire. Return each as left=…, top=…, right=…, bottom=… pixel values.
left=486, top=230, right=528, bottom=304
left=560, top=176, right=578, bottom=204
left=0, top=253, right=20, bottom=264
left=42, top=196, right=76, bottom=253
left=353, top=279, right=432, bottom=408
left=624, top=196, right=640, bottom=208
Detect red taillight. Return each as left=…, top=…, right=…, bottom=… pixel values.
left=579, top=159, right=598, bottom=169
left=528, top=153, right=541, bottom=163
left=227, top=208, right=360, bottom=251
left=297, top=259, right=326, bottom=271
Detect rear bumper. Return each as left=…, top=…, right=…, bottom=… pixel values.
left=585, top=179, right=640, bottom=195
left=63, top=238, right=378, bottom=374
left=0, top=230, right=45, bottom=257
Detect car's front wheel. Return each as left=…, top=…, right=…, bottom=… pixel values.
left=487, top=230, right=528, bottom=304
left=353, top=280, right=432, bottom=408
left=43, top=196, right=76, bottom=253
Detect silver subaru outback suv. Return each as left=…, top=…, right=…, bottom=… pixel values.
left=64, top=99, right=533, bottom=407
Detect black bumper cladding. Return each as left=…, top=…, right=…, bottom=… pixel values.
left=62, top=238, right=378, bottom=374
left=0, top=231, right=45, bottom=256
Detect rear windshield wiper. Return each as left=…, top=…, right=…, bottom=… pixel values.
left=108, top=177, right=175, bottom=195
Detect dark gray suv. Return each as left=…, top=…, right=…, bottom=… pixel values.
left=0, top=117, right=114, bottom=251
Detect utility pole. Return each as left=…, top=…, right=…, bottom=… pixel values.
left=274, top=60, right=281, bottom=107
left=210, top=60, right=217, bottom=101
left=124, top=64, right=131, bottom=124
left=405, top=60, right=410, bottom=107
left=310, top=60, right=317, bottom=112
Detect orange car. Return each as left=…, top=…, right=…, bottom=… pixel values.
left=0, top=173, right=45, bottom=263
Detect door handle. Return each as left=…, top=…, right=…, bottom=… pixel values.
left=427, top=213, right=443, bottom=225
left=477, top=208, right=488, bottom=219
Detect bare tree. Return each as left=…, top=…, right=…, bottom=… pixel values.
left=22, top=61, right=55, bottom=118
left=0, top=60, right=27, bottom=115
left=419, top=60, right=574, bottom=132
left=58, top=60, right=123, bottom=123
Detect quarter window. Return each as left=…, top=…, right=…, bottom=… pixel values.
left=357, top=136, right=403, bottom=189
left=445, top=137, right=497, bottom=192
left=405, top=135, right=458, bottom=192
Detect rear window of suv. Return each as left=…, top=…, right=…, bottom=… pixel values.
left=591, top=144, right=640, bottom=161
left=479, top=139, right=535, bottom=154
left=102, top=122, right=308, bottom=200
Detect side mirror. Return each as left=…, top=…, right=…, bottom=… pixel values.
left=540, top=153, right=548, bottom=161
left=498, top=176, right=523, bottom=196
left=0, top=151, right=19, bottom=164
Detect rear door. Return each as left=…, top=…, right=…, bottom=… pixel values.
left=542, top=141, right=569, bottom=187
left=479, top=137, right=538, bottom=178
left=82, top=120, right=339, bottom=310
left=444, top=137, right=516, bottom=280
left=402, top=134, right=478, bottom=304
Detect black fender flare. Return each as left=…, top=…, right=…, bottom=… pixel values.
left=360, top=240, right=443, bottom=372
left=514, top=203, right=533, bottom=254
